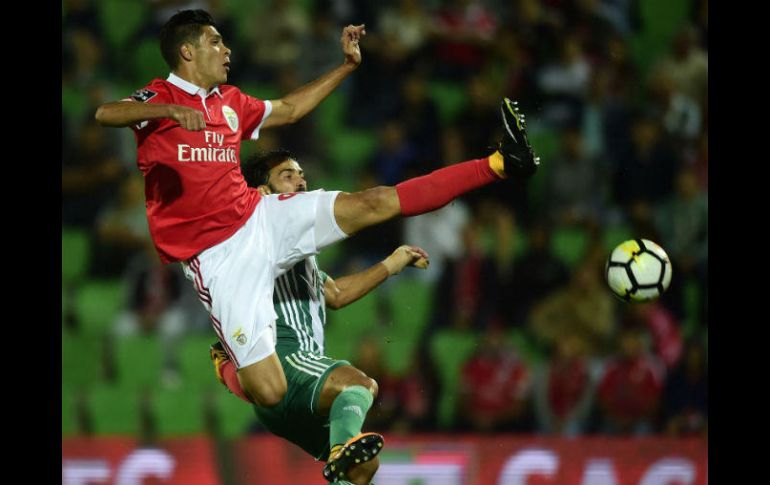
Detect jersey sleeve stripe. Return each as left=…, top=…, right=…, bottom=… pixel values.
left=249, top=100, right=273, bottom=140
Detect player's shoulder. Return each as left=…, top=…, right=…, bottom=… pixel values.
left=129, top=78, right=171, bottom=102
left=219, top=84, right=265, bottom=101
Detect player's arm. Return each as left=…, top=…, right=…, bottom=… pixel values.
left=324, top=245, right=429, bottom=310
left=262, top=24, right=365, bottom=128
left=95, top=100, right=206, bottom=131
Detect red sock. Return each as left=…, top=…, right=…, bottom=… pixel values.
left=221, top=360, right=251, bottom=403
left=395, top=158, right=500, bottom=216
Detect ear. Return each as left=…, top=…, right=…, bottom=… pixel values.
left=180, top=43, right=194, bottom=62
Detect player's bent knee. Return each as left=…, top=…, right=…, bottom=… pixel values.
left=366, top=377, right=379, bottom=399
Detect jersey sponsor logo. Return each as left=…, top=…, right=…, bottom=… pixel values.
left=131, top=88, right=158, bottom=103
left=222, top=105, right=239, bottom=132
left=277, top=193, right=301, bottom=201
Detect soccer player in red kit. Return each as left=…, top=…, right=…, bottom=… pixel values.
left=95, top=9, right=540, bottom=424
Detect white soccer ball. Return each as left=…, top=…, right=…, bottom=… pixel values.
left=605, top=239, right=673, bottom=302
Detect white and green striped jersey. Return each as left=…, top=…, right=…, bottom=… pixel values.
left=274, top=256, right=329, bottom=356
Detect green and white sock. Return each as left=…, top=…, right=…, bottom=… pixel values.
left=328, top=385, right=374, bottom=449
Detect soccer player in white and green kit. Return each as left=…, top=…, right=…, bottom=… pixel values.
left=210, top=149, right=430, bottom=484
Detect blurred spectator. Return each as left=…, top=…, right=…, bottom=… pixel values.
left=543, top=125, right=607, bottom=226
left=653, top=24, right=708, bottom=109
left=430, top=0, right=497, bottom=81
left=94, top=174, right=153, bottom=278
left=622, top=303, right=682, bottom=370
left=370, top=120, right=419, bottom=186
left=403, top=201, right=471, bottom=286
left=377, top=0, right=432, bottom=65
left=113, top=255, right=201, bottom=387
left=297, top=8, right=341, bottom=84
left=648, top=70, right=703, bottom=159
left=396, top=72, right=442, bottom=166
left=612, top=113, right=680, bottom=207
left=458, top=325, right=533, bottom=432
left=354, top=337, right=401, bottom=431
left=533, top=334, right=595, bottom=435
left=432, top=219, right=495, bottom=331
left=596, top=324, right=665, bottom=434
left=654, top=167, right=708, bottom=322
left=245, top=0, right=309, bottom=83
left=660, top=338, right=708, bottom=435
left=457, top=74, right=502, bottom=155
left=503, top=223, right=570, bottom=327
left=387, top=350, right=438, bottom=434
left=62, top=118, right=126, bottom=227
left=536, top=35, right=591, bottom=127
left=63, top=0, right=102, bottom=38
left=529, top=248, right=615, bottom=356
left=594, top=0, right=642, bottom=38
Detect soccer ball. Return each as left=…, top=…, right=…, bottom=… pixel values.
left=605, top=239, right=673, bottom=302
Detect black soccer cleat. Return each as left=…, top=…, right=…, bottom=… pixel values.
left=322, top=432, right=384, bottom=483
left=496, top=98, right=540, bottom=179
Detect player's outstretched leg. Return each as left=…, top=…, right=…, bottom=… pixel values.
left=329, top=98, right=539, bottom=237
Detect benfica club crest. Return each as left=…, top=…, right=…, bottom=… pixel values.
left=222, top=105, right=239, bottom=132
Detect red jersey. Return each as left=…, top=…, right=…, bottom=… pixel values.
left=127, top=74, right=271, bottom=263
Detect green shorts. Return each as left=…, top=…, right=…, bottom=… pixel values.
left=253, top=350, right=350, bottom=460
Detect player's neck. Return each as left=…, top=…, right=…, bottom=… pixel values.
left=172, top=68, right=216, bottom=93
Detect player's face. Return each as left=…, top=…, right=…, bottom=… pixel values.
left=191, top=26, right=231, bottom=88
left=266, top=159, right=307, bottom=194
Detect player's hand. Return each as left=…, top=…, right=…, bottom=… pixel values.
left=167, top=105, right=206, bottom=131
left=382, top=245, right=430, bottom=275
left=257, top=185, right=271, bottom=196
left=341, top=24, right=366, bottom=67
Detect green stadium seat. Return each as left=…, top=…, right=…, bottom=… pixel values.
left=379, top=278, right=434, bottom=376
left=213, top=390, right=258, bottom=439
left=87, top=385, right=142, bottom=435
left=429, top=330, right=480, bottom=429
left=326, top=129, right=378, bottom=174
left=550, top=226, right=590, bottom=269
left=683, top=278, right=701, bottom=338
left=506, top=329, right=545, bottom=366
left=602, top=223, right=634, bottom=253
left=61, top=86, right=89, bottom=126
left=239, top=83, right=280, bottom=102
left=526, top=129, right=559, bottom=207
left=62, top=227, right=91, bottom=286
left=315, top=91, right=346, bottom=138
left=149, top=387, right=207, bottom=437
left=73, top=279, right=126, bottom=335
left=99, top=0, right=149, bottom=55
left=630, top=0, right=690, bottom=71
left=325, top=293, right=379, bottom=360
left=177, top=334, right=220, bottom=390
left=428, top=81, right=468, bottom=125
left=133, top=39, right=168, bottom=86
left=114, top=335, right=164, bottom=390
left=62, top=332, right=103, bottom=389
left=62, top=388, right=79, bottom=436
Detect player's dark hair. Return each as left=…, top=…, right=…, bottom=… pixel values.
left=159, top=9, right=217, bottom=70
left=242, top=149, right=297, bottom=188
